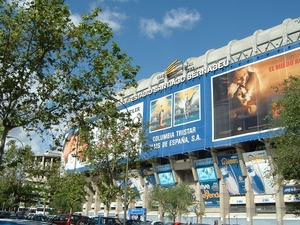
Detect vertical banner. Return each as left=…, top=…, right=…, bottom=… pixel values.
left=194, top=158, right=220, bottom=207
left=141, top=168, right=157, bottom=190
left=243, top=150, right=275, bottom=195
left=156, top=164, right=176, bottom=187
left=217, top=154, right=246, bottom=195
left=128, top=170, right=143, bottom=200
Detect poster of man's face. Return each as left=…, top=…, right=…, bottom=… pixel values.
left=212, top=48, right=300, bottom=140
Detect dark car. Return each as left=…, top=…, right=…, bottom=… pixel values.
left=0, top=211, right=11, bottom=219
left=15, top=212, right=27, bottom=220
left=0, top=218, right=52, bottom=224
left=143, top=221, right=163, bottom=225
left=48, top=214, right=90, bottom=225
left=88, top=216, right=120, bottom=225
left=27, top=214, right=48, bottom=222
left=9, top=213, right=17, bottom=219
left=88, top=217, right=146, bottom=225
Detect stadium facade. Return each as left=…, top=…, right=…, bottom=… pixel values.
left=65, top=18, right=300, bottom=225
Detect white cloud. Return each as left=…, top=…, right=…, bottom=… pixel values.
left=97, top=7, right=128, bottom=31
left=70, top=7, right=127, bottom=32
left=140, top=7, right=201, bottom=39
left=140, top=19, right=170, bottom=39
left=163, top=8, right=200, bottom=29
left=70, top=13, right=82, bottom=26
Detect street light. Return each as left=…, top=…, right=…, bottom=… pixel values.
left=6, top=135, right=24, bottom=212
left=7, top=136, right=24, bottom=149
left=107, top=96, right=130, bottom=225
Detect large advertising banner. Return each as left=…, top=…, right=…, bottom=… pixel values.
left=217, top=154, right=246, bottom=195
left=63, top=128, right=89, bottom=171
left=194, top=158, right=220, bottom=207
left=64, top=44, right=300, bottom=171
left=243, top=150, right=275, bottom=195
left=212, top=47, right=300, bottom=141
left=147, top=83, right=204, bottom=157
left=156, top=164, right=176, bottom=187
left=63, top=102, right=144, bottom=171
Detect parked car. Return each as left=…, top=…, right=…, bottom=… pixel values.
left=48, top=214, right=91, bottom=225
left=145, top=221, right=164, bottom=225
left=0, top=218, right=52, bottom=224
left=0, top=211, right=11, bottom=218
left=165, top=222, right=185, bottom=225
left=26, top=214, right=48, bottom=221
left=10, top=213, right=17, bottom=219
left=88, top=217, right=149, bottom=225
left=87, top=216, right=121, bottom=225
left=16, top=212, right=27, bottom=219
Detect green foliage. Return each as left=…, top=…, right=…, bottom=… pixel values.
left=0, top=141, right=37, bottom=209
left=0, top=0, right=140, bottom=166
left=81, top=100, right=153, bottom=215
left=29, top=157, right=62, bottom=212
left=268, top=75, right=300, bottom=210
left=148, top=183, right=195, bottom=222
left=50, top=172, right=88, bottom=214
left=189, top=200, right=205, bottom=223
left=49, top=195, right=82, bottom=215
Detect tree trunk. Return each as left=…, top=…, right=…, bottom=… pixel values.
left=0, top=127, right=11, bottom=168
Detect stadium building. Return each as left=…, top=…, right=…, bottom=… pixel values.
left=64, top=18, right=300, bottom=225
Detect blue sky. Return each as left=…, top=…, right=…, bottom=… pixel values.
left=9, top=0, right=300, bottom=154
left=66, top=0, right=300, bottom=82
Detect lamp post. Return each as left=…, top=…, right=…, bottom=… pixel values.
left=7, top=136, right=24, bottom=149
left=6, top=135, right=24, bottom=212
left=107, top=96, right=131, bottom=225
left=123, top=151, right=129, bottom=225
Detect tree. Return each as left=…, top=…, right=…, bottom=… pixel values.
left=80, top=101, right=152, bottom=216
left=0, top=140, right=36, bottom=211
left=148, top=183, right=195, bottom=222
left=29, top=156, right=62, bottom=215
left=0, top=0, right=140, bottom=167
left=268, top=75, right=300, bottom=212
left=189, top=200, right=205, bottom=224
left=50, top=172, right=88, bottom=214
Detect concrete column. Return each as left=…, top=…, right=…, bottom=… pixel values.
left=141, top=176, right=147, bottom=209
left=265, top=143, right=285, bottom=225
left=84, top=186, right=93, bottom=216
left=152, top=162, right=160, bottom=186
left=211, top=149, right=229, bottom=224
left=188, top=152, right=198, bottom=182
left=41, top=156, right=45, bottom=169
left=92, top=183, right=100, bottom=216
left=219, top=176, right=230, bottom=224
left=235, top=143, right=255, bottom=225
left=195, top=181, right=205, bottom=223
left=169, top=156, right=179, bottom=183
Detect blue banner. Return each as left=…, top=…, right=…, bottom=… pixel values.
left=217, top=154, right=246, bottom=195
left=141, top=168, right=156, bottom=190
left=194, top=158, right=220, bottom=207
left=243, top=150, right=275, bottom=195
left=156, top=164, right=175, bottom=186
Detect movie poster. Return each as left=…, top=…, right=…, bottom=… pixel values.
left=149, top=95, right=173, bottom=132
left=174, top=85, right=201, bottom=126
left=212, top=48, right=300, bottom=140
